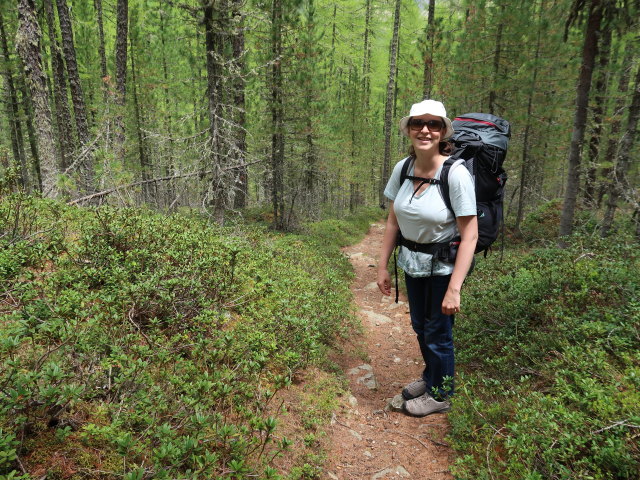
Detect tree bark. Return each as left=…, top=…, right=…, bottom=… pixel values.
left=584, top=25, right=612, bottom=207
left=56, top=0, right=95, bottom=192
left=270, top=0, right=285, bottom=228
left=0, top=8, right=29, bottom=191
left=43, top=0, right=74, bottom=170
left=55, top=0, right=89, bottom=146
left=232, top=0, right=248, bottom=209
left=203, top=0, right=230, bottom=222
left=129, top=30, right=151, bottom=204
left=16, top=0, right=58, bottom=197
left=422, top=0, right=436, bottom=99
left=93, top=0, right=108, bottom=102
left=159, top=0, right=175, bottom=207
left=362, top=0, right=372, bottom=109
left=601, top=61, right=640, bottom=236
left=559, top=0, right=603, bottom=239
left=114, top=0, right=129, bottom=164
left=597, top=47, right=632, bottom=207
left=488, top=2, right=505, bottom=115
left=380, top=0, right=401, bottom=207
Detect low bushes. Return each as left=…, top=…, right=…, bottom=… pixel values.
left=450, top=230, right=640, bottom=479
left=0, top=194, right=379, bottom=479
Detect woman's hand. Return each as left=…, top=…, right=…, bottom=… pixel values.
left=377, top=268, right=392, bottom=296
left=441, top=286, right=461, bottom=315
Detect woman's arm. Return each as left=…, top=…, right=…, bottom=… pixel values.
left=377, top=203, right=400, bottom=296
left=441, top=214, right=478, bottom=315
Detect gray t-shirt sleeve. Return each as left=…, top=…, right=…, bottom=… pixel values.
left=383, top=158, right=409, bottom=201
left=448, top=164, right=476, bottom=217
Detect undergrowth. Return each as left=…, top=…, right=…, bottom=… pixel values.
left=450, top=216, right=640, bottom=479
left=0, top=193, right=380, bottom=479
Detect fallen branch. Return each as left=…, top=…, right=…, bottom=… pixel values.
left=68, top=159, right=262, bottom=206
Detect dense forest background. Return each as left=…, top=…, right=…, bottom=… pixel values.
left=2, top=0, right=638, bottom=235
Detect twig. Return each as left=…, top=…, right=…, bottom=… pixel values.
left=591, top=419, right=640, bottom=434
left=486, top=426, right=505, bottom=480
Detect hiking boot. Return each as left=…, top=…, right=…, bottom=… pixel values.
left=401, top=378, right=428, bottom=400
left=403, top=393, right=451, bottom=417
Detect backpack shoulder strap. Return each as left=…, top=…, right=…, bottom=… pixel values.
left=439, top=157, right=466, bottom=216
left=400, top=156, right=413, bottom=184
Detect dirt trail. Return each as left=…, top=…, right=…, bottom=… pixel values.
left=323, top=222, right=454, bottom=480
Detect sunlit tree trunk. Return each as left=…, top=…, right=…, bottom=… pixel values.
left=16, top=0, right=58, bottom=197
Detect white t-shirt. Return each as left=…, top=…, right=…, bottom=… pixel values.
left=384, top=157, right=476, bottom=277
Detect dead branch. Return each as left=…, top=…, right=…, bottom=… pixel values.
left=67, top=159, right=262, bottom=206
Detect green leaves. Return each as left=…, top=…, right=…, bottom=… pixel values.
left=450, top=232, right=640, bottom=478
left=0, top=196, right=376, bottom=478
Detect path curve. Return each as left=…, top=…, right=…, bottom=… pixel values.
left=323, top=221, right=454, bottom=480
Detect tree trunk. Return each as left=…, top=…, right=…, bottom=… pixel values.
left=232, top=0, right=248, bottom=209
left=129, top=30, right=151, bottom=204
left=559, top=0, right=602, bottom=239
left=584, top=25, right=612, bottom=207
left=55, top=0, right=89, bottom=146
left=43, top=0, right=74, bottom=170
left=270, top=0, right=285, bottom=229
left=203, top=0, right=229, bottom=222
left=93, top=0, right=108, bottom=102
left=56, top=0, right=94, bottom=192
left=380, top=0, right=401, bottom=207
left=0, top=9, right=29, bottom=191
left=16, top=0, right=59, bottom=197
left=159, top=0, right=175, bottom=207
left=488, top=3, right=505, bottom=115
left=601, top=61, right=640, bottom=236
left=114, top=0, right=129, bottom=164
left=515, top=0, right=544, bottom=230
left=362, top=0, right=372, bottom=110
left=597, top=47, right=633, bottom=207
left=422, top=0, right=436, bottom=99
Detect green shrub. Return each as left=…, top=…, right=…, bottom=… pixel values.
left=450, top=233, right=640, bottom=479
left=0, top=195, right=371, bottom=478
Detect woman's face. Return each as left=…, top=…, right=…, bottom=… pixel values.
left=408, top=114, right=444, bottom=156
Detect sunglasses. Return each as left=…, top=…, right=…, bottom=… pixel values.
left=408, top=118, right=444, bottom=132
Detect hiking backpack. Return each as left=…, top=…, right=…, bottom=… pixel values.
left=399, top=112, right=511, bottom=256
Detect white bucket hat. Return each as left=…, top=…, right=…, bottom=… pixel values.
left=399, top=99, right=455, bottom=139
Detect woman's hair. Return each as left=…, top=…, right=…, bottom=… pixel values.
left=408, top=141, right=454, bottom=158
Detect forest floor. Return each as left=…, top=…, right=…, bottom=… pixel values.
left=321, top=221, right=454, bottom=480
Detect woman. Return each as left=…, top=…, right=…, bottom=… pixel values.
left=377, top=99, right=478, bottom=417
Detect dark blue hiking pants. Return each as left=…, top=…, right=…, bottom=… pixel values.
left=404, top=273, right=455, bottom=398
